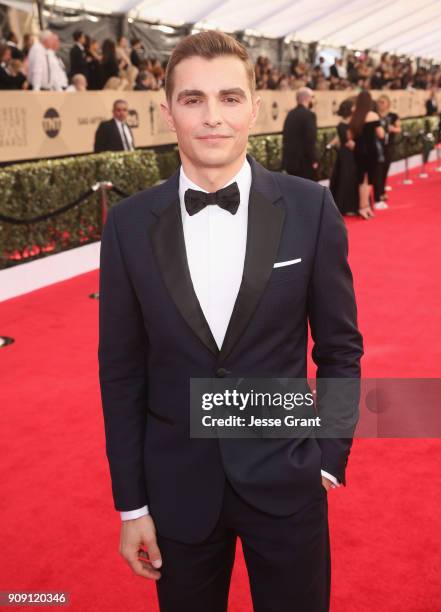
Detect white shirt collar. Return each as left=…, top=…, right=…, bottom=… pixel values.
left=114, top=118, right=127, bottom=128
left=179, top=157, right=252, bottom=217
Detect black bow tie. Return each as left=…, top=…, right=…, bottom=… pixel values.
left=184, top=182, right=240, bottom=216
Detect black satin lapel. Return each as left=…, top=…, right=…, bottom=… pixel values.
left=218, top=189, right=285, bottom=363
left=149, top=198, right=219, bottom=357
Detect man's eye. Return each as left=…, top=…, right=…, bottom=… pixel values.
left=185, top=98, right=200, bottom=105
left=224, top=97, right=239, bottom=103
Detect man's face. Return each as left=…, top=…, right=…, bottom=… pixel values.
left=113, top=103, right=128, bottom=122
left=161, top=55, right=260, bottom=170
left=377, top=98, right=388, bottom=112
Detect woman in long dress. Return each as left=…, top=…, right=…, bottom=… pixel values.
left=349, top=91, right=385, bottom=219
left=329, top=98, right=359, bottom=216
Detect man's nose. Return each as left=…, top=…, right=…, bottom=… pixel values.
left=202, top=100, right=222, bottom=127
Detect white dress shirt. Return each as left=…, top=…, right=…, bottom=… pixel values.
left=120, top=159, right=338, bottom=521
left=27, top=42, right=67, bottom=91
left=47, top=49, right=68, bottom=91
left=27, top=41, right=49, bottom=91
left=114, top=119, right=134, bottom=151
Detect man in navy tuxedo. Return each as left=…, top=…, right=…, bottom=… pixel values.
left=99, top=30, right=363, bottom=612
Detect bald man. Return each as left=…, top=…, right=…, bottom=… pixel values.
left=282, top=87, right=319, bottom=180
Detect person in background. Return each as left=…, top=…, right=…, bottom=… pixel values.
left=330, top=57, right=347, bottom=80
left=48, top=33, right=68, bottom=91
left=116, top=35, right=139, bottom=90
left=376, top=94, right=401, bottom=207
left=66, top=73, right=87, bottom=91
left=27, top=30, right=54, bottom=90
left=69, top=30, right=88, bottom=80
left=6, top=31, right=24, bottom=60
left=150, top=57, right=165, bottom=88
left=98, top=39, right=121, bottom=89
left=329, top=98, right=359, bottom=216
left=349, top=90, right=385, bottom=219
left=0, top=45, right=27, bottom=89
left=134, top=70, right=158, bottom=91
left=94, top=99, right=135, bottom=153
left=130, top=38, right=144, bottom=68
left=425, top=86, right=439, bottom=116
left=84, top=36, right=101, bottom=90
left=282, top=87, right=318, bottom=180
left=21, top=33, right=34, bottom=58
left=26, top=30, right=66, bottom=91
left=116, top=36, right=132, bottom=67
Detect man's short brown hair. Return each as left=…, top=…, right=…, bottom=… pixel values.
left=165, top=30, right=256, bottom=102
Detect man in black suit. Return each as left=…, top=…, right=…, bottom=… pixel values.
left=282, top=87, right=318, bottom=180
left=93, top=99, right=135, bottom=153
left=99, top=31, right=363, bottom=612
left=69, top=30, right=88, bottom=80
left=425, top=87, right=439, bottom=116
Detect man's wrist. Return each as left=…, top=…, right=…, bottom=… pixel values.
left=321, top=470, right=340, bottom=488
left=120, top=505, right=149, bottom=521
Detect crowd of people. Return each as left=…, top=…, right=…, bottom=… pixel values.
left=256, top=53, right=441, bottom=92
left=1, top=28, right=440, bottom=93
left=282, top=87, right=404, bottom=220
left=0, top=29, right=166, bottom=91
left=1, top=26, right=438, bottom=220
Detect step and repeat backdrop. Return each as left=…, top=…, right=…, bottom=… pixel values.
left=0, top=89, right=438, bottom=163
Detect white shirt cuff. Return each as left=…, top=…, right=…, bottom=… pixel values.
left=321, top=470, right=340, bottom=488
left=120, top=505, right=149, bottom=521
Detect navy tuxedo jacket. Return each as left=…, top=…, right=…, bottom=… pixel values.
left=98, top=154, right=363, bottom=543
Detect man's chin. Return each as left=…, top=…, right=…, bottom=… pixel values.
left=192, top=148, right=238, bottom=168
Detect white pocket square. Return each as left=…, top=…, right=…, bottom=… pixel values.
left=273, top=258, right=302, bottom=268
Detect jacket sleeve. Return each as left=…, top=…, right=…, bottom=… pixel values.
left=304, top=112, right=318, bottom=163
left=94, top=122, right=106, bottom=153
left=307, top=187, right=364, bottom=484
left=98, top=205, right=149, bottom=511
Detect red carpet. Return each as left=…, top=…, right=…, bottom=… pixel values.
left=1, top=163, right=440, bottom=610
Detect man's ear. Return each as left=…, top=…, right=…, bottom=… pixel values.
left=160, top=102, right=176, bottom=132
left=249, top=95, right=261, bottom=129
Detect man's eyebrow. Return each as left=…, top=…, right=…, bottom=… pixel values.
left=176, top=89, right=205, bottom=100
left=219, top=88, right=246, bottom=97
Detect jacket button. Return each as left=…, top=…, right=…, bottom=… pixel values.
left=215, top=367, right=229, bottom=378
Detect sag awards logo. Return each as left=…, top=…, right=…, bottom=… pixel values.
left=127, top=109, right=139, bottom=128
left=42, top=108, right=61, bottom=138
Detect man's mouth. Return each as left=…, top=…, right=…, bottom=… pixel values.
left=197, top=135, right=231, bottom=140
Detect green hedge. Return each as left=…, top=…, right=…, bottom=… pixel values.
left=0, top=116, right=438, bottom=269
left=0, top=150, right=159, bottom=268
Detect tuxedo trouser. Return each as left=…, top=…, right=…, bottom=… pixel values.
left=154, top=478, right=330, bottom=612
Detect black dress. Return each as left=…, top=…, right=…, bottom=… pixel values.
left=86, top=53, right=101, bottom=90
left=98, top=59, right=119, bottom=89
left=354, top=119, right=382, bottom=185
left=377, top=112, right=399, bottom=197
left=329, top=122, right=359, bottom=215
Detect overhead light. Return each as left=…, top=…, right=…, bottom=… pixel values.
left=150, top=24, right=177, bottom=34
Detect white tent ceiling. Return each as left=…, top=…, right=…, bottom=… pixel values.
left=40, top=0, right=441, bottom=59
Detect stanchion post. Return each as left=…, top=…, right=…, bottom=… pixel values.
left=419, top=130, right=434, bottom=179
left=436, top=143, right=441, bottom=173
left=93, top=181, right=113, bottom=234
left=402, top=132, right=413, bottom=185
left=418, top=131, right=428, bottom=178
